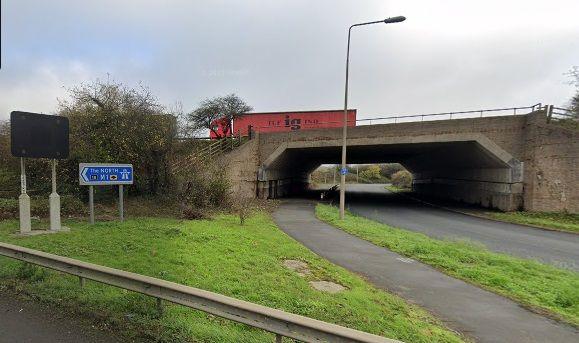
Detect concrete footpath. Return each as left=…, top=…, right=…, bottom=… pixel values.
left=272, top=200, right=578, bottom=343
left=0, top=293, right=124, bottom=343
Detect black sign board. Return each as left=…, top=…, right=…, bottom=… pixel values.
left=10, top=111, right=69, bottom=159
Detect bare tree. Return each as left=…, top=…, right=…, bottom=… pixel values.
left=565, top=66, right=579, bottom=117
left=188, top=94, right=252, bottom=138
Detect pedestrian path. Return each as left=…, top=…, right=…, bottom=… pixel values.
left=272, top=200, right=578, bottom=343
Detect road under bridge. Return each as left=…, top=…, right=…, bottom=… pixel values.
left=224, top=106, right=578, bottom=213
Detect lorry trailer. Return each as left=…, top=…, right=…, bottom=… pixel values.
left=210, top=109, right=357, bottom=138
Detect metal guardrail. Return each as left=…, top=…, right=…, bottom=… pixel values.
left=357, top=103, right=543, bottom=125
left=0, top=242, right=400, bottom=343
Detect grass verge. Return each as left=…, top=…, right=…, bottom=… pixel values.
left=0, top=214, right=463, bottom=343
left=316, top=204, right=579, bottom=327
left=384, top=185, right=410, bottom=193
left=485, top=211, right=579, bottom=233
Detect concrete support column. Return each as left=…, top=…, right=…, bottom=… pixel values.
left=19, top=194, right=31, bottom=233
left=49, top=159, right=62, bottom=231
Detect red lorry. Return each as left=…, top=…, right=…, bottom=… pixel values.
left=210, top=109, right=357, bottom=138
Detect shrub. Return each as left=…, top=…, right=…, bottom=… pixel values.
left=178, top=160, right=231, bottom=215
left=181, top=207, right=210, bottom=220
left=60, top=195, right=87, bottom=216
left=231, top=194, right=254, bottom=225
left=391, top=170, right=412, bottom=189
left=0, top=195, right=87, bottom=220
left=0, top=198, right=19, bottom=219
left=359, top=165, right=381, bottom=181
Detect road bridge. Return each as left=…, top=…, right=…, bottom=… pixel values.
left=225, top=105, right=578, bottom=212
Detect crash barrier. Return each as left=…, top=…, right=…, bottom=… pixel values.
left=0, top=242, right=401, bottom=343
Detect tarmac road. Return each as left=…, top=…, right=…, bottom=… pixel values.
left=338, top=184, right=579, bottom=271
left=0, top=294, right=124, bottom=343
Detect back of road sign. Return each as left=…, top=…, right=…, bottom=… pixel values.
left=10, top=111, right=69, bottom=159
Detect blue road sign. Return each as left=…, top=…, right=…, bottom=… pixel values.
left=79, top=163, right=133, bottom=186
left=340, top=167, right=348, bottom=175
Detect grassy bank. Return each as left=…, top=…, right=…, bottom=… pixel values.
left=0, top=214, right=463, bottom=342
left=485, top=211, right=579, bottom=233
left=316, top=204, right=579, bottom=327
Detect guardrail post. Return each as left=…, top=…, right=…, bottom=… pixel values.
left=275, top=334, right=283, bottom=342
left=157, top=298, right=164, bottom=316
left=79, top=276, right=85, bottom=288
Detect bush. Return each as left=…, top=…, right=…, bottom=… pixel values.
left=0, top=79, right=178, bottom=198
left=231, top=194, right=254, bottom=225
left=60, top=195, right=87, bottom=216
left=0, top=195, right=87, bottom=220
left=391, top=170, right=412, bottom=189
left=178, top=160, right=231, bottom=216
left=359, top=165, right=381, bottom=181
left=0, top=198, right=19, bottom=219
left=181, top=207, right=210, bottom=220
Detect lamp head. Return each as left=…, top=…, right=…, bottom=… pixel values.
left=384, top=16, right=406, bottom=24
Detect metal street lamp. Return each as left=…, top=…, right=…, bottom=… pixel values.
left=339, top=16, right=406, bottom=219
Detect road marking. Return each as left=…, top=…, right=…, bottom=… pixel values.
left=396, top=257, right=414, bottom=264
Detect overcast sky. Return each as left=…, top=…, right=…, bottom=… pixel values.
left=1, top=0, right=578, bottom=121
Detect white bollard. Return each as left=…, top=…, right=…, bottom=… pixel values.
left=49, top=192, right=61, bottom=231
left=49, top=159, right=62, bottom=231
left=19, top=193, right=31, bottom=233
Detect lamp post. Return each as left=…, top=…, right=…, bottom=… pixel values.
left=339, top=16, right=406, bottom=219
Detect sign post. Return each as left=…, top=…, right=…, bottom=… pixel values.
left=19, top=158, right=31, bottom=233
left=89, top=185, right=95, bottom=225
left=79, top=163, right=134, bottom=224
left=119, top=184, right=124, bottom=222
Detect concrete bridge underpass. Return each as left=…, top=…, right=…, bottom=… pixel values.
left=223, top=106, right=578, bottom=213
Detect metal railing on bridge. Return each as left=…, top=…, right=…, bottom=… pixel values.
left=548, top=106, right=577, bottom=121
left=355, top=103, right=543, bottom=125
left=0, top=242, right=400, bottom=343
left=172, top=134, right=249, bottom=173
left=249, top=103, right=544, bottom=131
